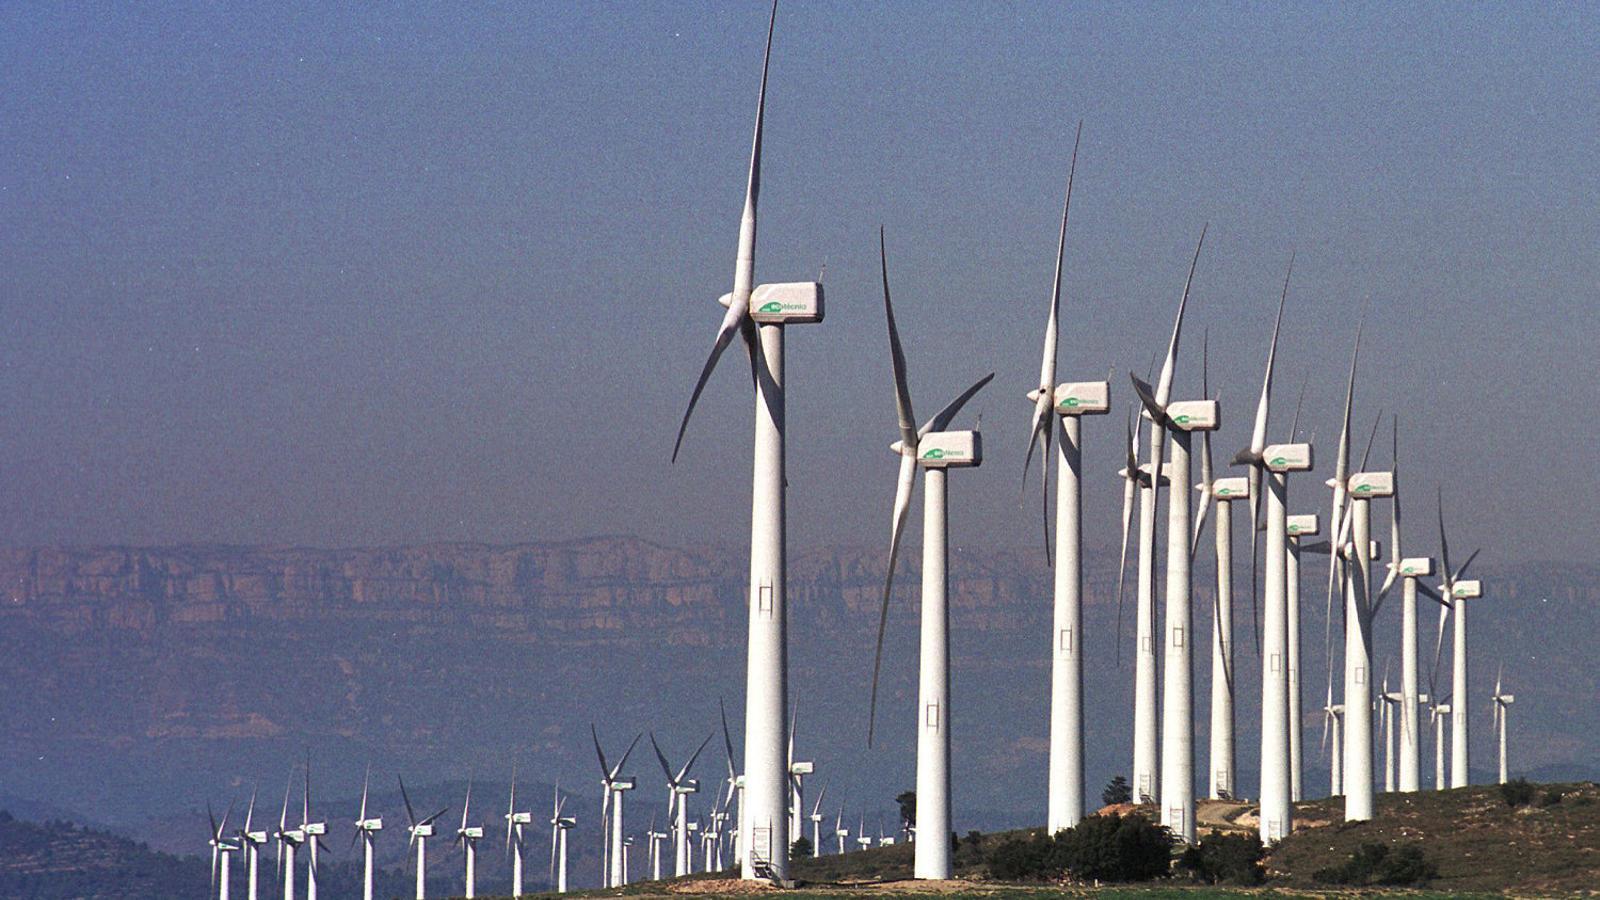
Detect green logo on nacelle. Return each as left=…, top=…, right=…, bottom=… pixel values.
left=1216, top=488, right=1234, bottom=496
left=922, top=448, right=945, bottom=460
left=1059, top=397, right=1081, bottom=409
left=1270, top=457, right=1288, bottom=466
left=1174, top=415, right=1191, bottom=424
left=758, top=301, right=784, bottom=313
left=1402, top=566, right=1417, bottom=574
left=1355, top=484, right=1373, bottom=493
left=1288, top=524, right=1301, bottom=533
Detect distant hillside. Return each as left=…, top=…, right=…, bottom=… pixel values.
left=0, top=809, right=207, bottom=900
left=0, top=537, right=1593, bottom=891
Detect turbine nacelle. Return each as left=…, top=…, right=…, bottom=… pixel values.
left=303, top=822, right=326, bottom=837
left=459, top=826, right=484, bottom=840
left=553, top=816, right=576, bottom=829
left=1026, top=380, right=1111, bottom=416
left=1347, top=471, right=1395, bottom=497
left=245, top=830, right=270, bottom=844
left=788, top=761, right=814, bottom=776
left=1166, top=399, right=1220, bottom=432
left=610, top=777, right=637, bottom=792
left=356, top=818, right=382, bottom=832
left=411, top=823, right=434, bottom=838
left=717, top=282, right=825, bottom=325
left=1263, top=443, right=1313, bottom=473
left=1398, top=557, right=1434, bottom=577
left=890, top=431, right=982, bottom=468
left=1287, top=513, right=1320, bottom=536
left=673, top=780, right=701, bottom=794
left=1211, top=476, right=1249, bottom=501
left=1451, top=579, right=1483, bottom=600
left=507, top=812, right=533, bottom=826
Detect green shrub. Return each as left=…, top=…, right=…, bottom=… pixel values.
left=1313, top=841, right=1437, bottom=886
left=1102, top=776, right=1132, bottom=806
left=790, top=835, right=813, bottom=858
left=983, top=814, right=1172, bottom=883
left=1538, top=788, right=1565, bottom=808
left=985, top=832, right=1055, bottom=881
left=1177, top=830, right=1265, bottom=885
left=1501, top=778, right=1536, bottom=808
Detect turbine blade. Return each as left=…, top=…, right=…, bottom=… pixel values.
left=651, top=732, right=677, bottom=784
left=921, top=373, right=995, bottom=437
left=399, top=775, right=417, bottom=828
left=720, top=697, right=738, bottom=778
left=1152, top=223, right=1207, bottom=406
left=1191, top=330, right=1213, bottom=560
left=1113, top=412, right=1137, bottom=667
left=1377, top=416, right=1402, bottom=603
left=591, top=724, right=612, bottom=781
left=1453, top=548, right=1481, bottom=583
left=681, top=731, right=715, bottom=781
left=672, top=314, right=745, bottom=463
left=1129, top=372, right=1166, bottom=425
left=614, top=732, right=643, bottom=776
left=869, top=452, right=917, bottom=746
left=1436, top=486, right=1454, bottom=586
left=358, top=766, right=369, bottom=823
left=880, top=228, right=918, bottom=451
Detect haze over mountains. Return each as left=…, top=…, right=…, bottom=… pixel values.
left=0, top=536, right=1592, bottom=884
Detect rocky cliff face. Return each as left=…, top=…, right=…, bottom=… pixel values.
left=1, top=537, right=1594, bottom=860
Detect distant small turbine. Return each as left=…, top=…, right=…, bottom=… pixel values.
left=651, top=730, right=713, bottom=877
left=1492, top=665, right=1515, bottom=784
left=548, top=786, right=575, bottom=894
left=591, top=727, right=641, bottom=887
left=398, top=776, right=448, bottom=900
left=1420, top=490, right=1481, bottom=789
left=349, top=769, right=382, bottom=900
left=455, top=782, right=484, bottom=898
left=504, top=766, right=533, bottom=898
left=209, top=800, right=238, bottom=900
left=238, top=788, right=268, bottom=900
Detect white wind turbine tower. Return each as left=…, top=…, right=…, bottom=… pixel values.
left=855, top=813, right=872, bottom=852
left=273, top=772, right=304, bottom=900
left=651, top=730, right=713, bottom=877
left=669, top=2, right=822, bottom=880
left=1123, top=226, right=1208, bottom=808
left=592, top=728, right=641, bottom=887
left=1254, top=439, right=1314, bottom=844
left=807, top=786, right=826, bottom=854
left=1421, top=490, right=1481, bottom=789
left=833, top=804, right=848, bottom=855
left=1492, top=665, right=1515, bottom=784
left=210, top=800, right=238, bottom=900
left=1135, top=342, right=1221, bottom=843
left=1379, top=667, right=1399, bottom=793
left=350, top=769, right=382, bottom=900
left=239, top=789, right=268, bottom=900
left=548, top=786, right=575, bottom=894
left=299, top=756, right=327, bottom=900
left=1206, top=474, right=1249, bottom=800
left=1319, top=315, right=1378, bottom=823
left=1392, top=553, right=1436, bottom=793
left=1286, top=506, right=1320, bottom=802
left=505, top=767, right=532, bottom=898
left=455, top=782, right=484, bottom=899
left=1018, top=125, right=1104, bottom=834
left=867, top=227, right=994, bottom=881
left=399, top=777, right=449, bottom=900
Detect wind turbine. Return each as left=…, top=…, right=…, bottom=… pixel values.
left=652, top=730, right=713, bottom=877
left=1380, top=667, right=1399, bottom=793
left=718, top=699, right=743, bottom=867
left=273, top=770, right=304, bottom=900
left=785, top=707, right=814, bottom=843
left=548, top=786, right=575, bottom=894
left=867, top=227, right=993, bottom=881
left=1393, top=547, right=1438, bottom=793
left=1492, top=665, right=1515, bottom=784
left=592, top=727, right=641, bottom=887
left=1135, top=377, right=1220, bottom=843
left=1431, top=698, right=1451, bottom=790
left=1320, top=682, right=1344, bottom=796
left=1255, top=440, right=1313, bottom=844
left=210, top=800, right=238, bottom=900
left=1019, top=125, right=1107, bottom=834
left=299, top=755, right=327, bottom=900
left=854, top=813, right=871, bottom=852
left=806, top=786, right=827, bottom=854
left=1286, top=510, right=1322, bottom=802
left=833, top=804, right=848, bottom=855
left=645, top=812, right=667, bottom=881
left=1422, top=490, right=1482, bottom=788
left=1124, top=225, right=1207, bottom=808
left=350, top=769, right=382, bottom=900
left=505, top=767, right=532, bottom=898
left=455, top=782, right=484, bottom=899
left=1206, top=475, right=1250, bottom=800
left=399, top=776, right=448, bottom=900
left=668, top=2, right=821, bottom=880
left=239, top=788, right=268, bottom=900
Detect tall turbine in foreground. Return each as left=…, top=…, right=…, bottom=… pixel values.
left=1207, top=476, right=1250, bottom=800
left=669, top=2, right=821, bottom=880
left=1257, top=441, right=1314, bottom=844
left=1128, top=225, right=1208, bottom=806
left=351, top=770, right=382, bottom=900
left=549, top=787, right=575, bottom=894
left=1422, top=491, right=1481, bottom=789
left=592, top=728, right=641, bottom=887
left=868, top=228, right=993, bottom=881
left=399, top=777, right=448, bottom=900
left=456, top=783, right=484, bottom=898
left=240, top=790, right=268, bottom=900
left=209, top=801, right=237, bottom=900
left=1492, top=666, right=1515, bottom=784
left=505, top=768, right=532, bottom=898
left=652, top=731, right=713, bottom=877
left=1017, top=126, right=1102, bottom=833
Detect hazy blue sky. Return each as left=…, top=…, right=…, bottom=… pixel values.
left=2, top=2, right=1595, bottom=563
